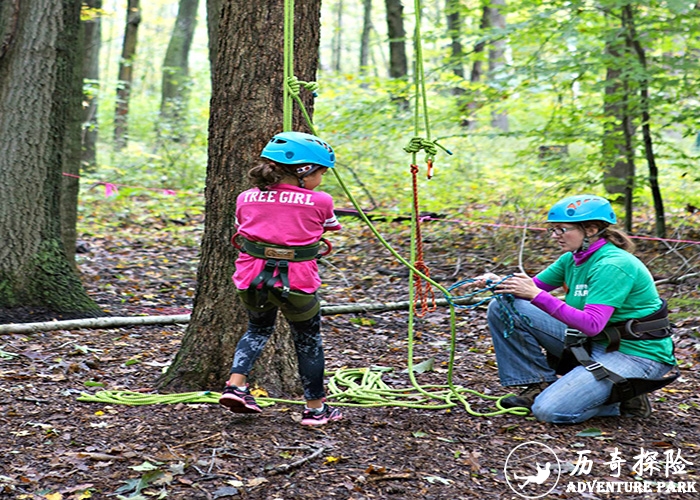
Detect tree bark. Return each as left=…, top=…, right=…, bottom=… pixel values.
left=160, top=0, right=199, bottom=138
left=0, top=0, right=103, bottom=316
left=158, top=0, right=322, bottom=395
left=114, top=0, right=141, bottom=151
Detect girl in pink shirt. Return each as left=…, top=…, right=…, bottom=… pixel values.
left=219, top=132, right=343, bottom=427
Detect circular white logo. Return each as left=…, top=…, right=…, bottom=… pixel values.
left=504, top=441, right=561, bottom=498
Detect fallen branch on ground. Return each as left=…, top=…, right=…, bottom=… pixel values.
left=267, top=445, right=326, bottom=476
left=0, top=296, right=481, bottom=334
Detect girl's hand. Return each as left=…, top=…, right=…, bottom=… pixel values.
left=496, top=272, right=539, bottom=300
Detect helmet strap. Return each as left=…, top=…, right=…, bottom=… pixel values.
left=295, top=164, right=319, bottom=189
left=578, top=225, right=607, bottom=252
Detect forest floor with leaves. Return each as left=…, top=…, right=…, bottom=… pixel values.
left=1, top=212, right=700, bottom=500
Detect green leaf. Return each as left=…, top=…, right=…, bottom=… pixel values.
left=84, top=380, right=105, bottom=387
left=410, top=358, right=435, bottom=374
left=576, top=428, right=603, bottom=437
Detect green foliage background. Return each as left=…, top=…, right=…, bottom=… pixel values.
left=82, top=0, right=700, bottom=236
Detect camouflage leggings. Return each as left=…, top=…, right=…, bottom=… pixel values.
left=230, top=308, right=326, bottom=401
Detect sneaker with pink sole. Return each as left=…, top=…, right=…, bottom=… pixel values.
left=300, top=403, right=342, bottom=426
left=219, top=383, right=262, bottom=414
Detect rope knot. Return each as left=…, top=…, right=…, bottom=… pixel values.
left=286, top=76, right=319, bottom=97
left=403, top=137, right=438, bottom=159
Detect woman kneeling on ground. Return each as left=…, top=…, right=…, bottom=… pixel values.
left=473, top=195, right=677, bottom=424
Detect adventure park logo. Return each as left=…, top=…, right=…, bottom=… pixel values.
left=504, top=441, right=695, bottom=498
left=505, top=441, right=561, bottom=498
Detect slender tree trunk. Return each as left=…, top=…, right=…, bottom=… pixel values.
left=206, top=0, right=222, bottom=84
left=446, top=0, right=468, bottom=125
left=158, top=0, right=322, bottom=393
left=0, top=0, right=103, bottom=317
left=465, top=5, right=488, bottom=129
left=385, top=0, right=408, bottom=109
left=624, top=4, right=665, bottom=237
left=601, top=7, right=640, bottom=231
left=332, top=0, right=344, bottom=72
left=359, top=0, right=373, bottom=73
left=60, top=0, right=87, bottom=267
left=81, top=0, right=102, bottom=172
left=160, top=0, right=199, bottom=140
left=487, top=0, right=508, bottom=131
left=114, top=0, right=141, bottom=151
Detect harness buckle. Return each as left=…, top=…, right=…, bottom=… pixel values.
left=565, top=328, right=588, bottom=347
left=264, top=247, right=296, bottom=260
left=585, top=362, right=604, bottom=372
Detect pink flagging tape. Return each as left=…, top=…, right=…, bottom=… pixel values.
left=63, top=173, right=700, bottom=246
left=63, top=172, right=182, bottom=197
left=421, top=216, right=700, bottom=246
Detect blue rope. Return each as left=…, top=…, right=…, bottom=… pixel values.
left=445, top=275, right=532, bottom=337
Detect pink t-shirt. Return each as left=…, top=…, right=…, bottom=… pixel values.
left=232, top=183, right=341, bottom=293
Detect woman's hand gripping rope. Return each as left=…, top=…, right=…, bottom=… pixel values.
left=446, top=274, right=534, bottom=338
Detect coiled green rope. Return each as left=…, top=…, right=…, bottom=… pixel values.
left=78, top=366, right=528, bottom=417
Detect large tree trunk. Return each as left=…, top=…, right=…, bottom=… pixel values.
left=158, top=0, right=322, bottom=394
left=0, top=0, right=103, bottom=317
left=114, top=0, right=141, bottom=151
left=160, top=0, right=199, bottom=139
left=81, top=0, right=101, bottom=172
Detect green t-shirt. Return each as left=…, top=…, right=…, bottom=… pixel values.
left=536, top=243, right=675, bottom=365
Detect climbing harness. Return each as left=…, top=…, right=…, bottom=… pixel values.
left=549, top=300, right=678, bottom=404
left=231, top=233, right=330, bottom=315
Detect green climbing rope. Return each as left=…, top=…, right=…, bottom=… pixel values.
left=78, top=366, right=527, bottom=417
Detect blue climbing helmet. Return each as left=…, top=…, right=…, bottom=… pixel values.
left=547, top=195, right=617, bottom=224
left=261, top=131, right=335, bottom=169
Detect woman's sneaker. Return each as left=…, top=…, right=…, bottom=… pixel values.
left=219, top=383, right=262, bottom=414
left=300, top=404, right=343, bottom=426
left=620, top=394, right=652, bottom=418
left=500, top=382, right=550, bottom=409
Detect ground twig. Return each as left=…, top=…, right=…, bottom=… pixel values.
left=267, top=445, right=326, bottom=476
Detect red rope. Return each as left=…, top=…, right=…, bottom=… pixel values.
left=410, top=164, right=436, bottom=317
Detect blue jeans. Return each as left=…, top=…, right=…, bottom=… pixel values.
left=230, top=309, right=326, bottom=401
left=487, top=297, right=673, bottom=424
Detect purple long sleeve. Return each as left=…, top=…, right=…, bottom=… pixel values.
left=533, top=276, right=557, bottom=292
left=531, top=291, right=615, bottom=336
